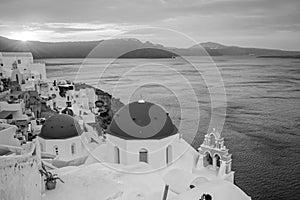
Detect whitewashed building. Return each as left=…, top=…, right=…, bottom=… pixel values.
left=38, top=114, right=87, bottom=161
left=0, top=100, right=28, bottom=121
left=105, top=100, right=183, bottom=169
left=0, top=52, right=46, bottom=80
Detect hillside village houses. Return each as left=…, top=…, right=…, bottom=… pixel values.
left=0, top=52, right=48, bottom=144
left=0, top=52, right=100, bottom=150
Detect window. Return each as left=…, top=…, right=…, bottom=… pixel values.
left=54, top=145, right=59, bottom=155
left=17, top=59, right=21, bottom=64
left=139, top=148, right=148, bottom=163
left=214, top=154, right=221, bottom=168
left=15, top=74, right=19, bottom=83
left=114, top=146, right=120, bottom=164
left=204, top=152, right=213, bottom=167
left=166, top=145, right=172, bottom=165
left=0, top=73, right=2, bottom=76
left=71, top=143, right=76, bottom=155
left=0, top=63, right=3, bottom=66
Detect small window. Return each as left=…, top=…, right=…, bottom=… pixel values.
left=0, top=63, right=3, bottom=66
left=114, top=146, right=120, bottom=164
left=18, top=59, right=21, bottom=64
left=71, top=143, right=76, bottom=155
left=166, top=145, right=172, bottom=165
left=139, top=148, right=148, bottom=163
left=0, top=73, right=2, bottom=76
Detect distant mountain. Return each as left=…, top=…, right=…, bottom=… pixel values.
left=190, top=42, right=226, bottom=49
left=0, top=36, right=299, bottom=58
left=188, top=42, right=300, bottom=57
left=0, top=36, right=175, bottom=58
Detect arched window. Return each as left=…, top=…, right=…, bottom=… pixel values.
left=204, top=152, right=213, bottom=167
left=71, top=143, right=76, bottom=155
left=214, top=154, right=221, bottom=168
left=16, top=74, right=19, bottom=83
left=114, top=146, right=120, bottom=164
left=54, top=145, right=59, bottom=155
left=139, top=148, right=148, bottom=163
left=166, top=145, right=172, bottom=165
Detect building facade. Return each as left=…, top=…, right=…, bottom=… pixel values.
left=105, top=100, right=183, bottom=169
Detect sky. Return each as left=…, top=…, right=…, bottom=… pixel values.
left=0, top=0, right=299, bottom=50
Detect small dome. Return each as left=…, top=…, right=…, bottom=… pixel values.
left=108, top=101, right=178, bottom=140
left=39, top=114, right=83, bottom=139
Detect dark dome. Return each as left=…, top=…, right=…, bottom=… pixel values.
left=39, top=114, right=83, bottom=139
left=108, top=101, right=178, bottom=140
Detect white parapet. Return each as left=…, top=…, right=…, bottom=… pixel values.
left=0, top=142, right=42, bottom=200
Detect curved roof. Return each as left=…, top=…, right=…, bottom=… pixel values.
left=108, top=101, right=178, bottom=140
left=39, top=114, right=83, bottom=139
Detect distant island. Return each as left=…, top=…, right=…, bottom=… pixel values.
left=257, top=55, right=300, bottom=59
left=0, top=36, right=299, bottom=59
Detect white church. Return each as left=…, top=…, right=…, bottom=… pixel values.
left=84, top=100, right=251, bottom=199
left=105, top=100, right=181, bottom=169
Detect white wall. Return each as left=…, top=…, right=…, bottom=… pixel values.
left=29, top=63, right=47, bottom=80
left=0, top=123, right=20, bottom=147
left=106, top=134, right=182, bottom=169
left=0, top=101, right=27, bottom=120
left=106, top=134, right=127, bottom=164
left=0, top=147, right=41, bottom=200
left=1, top=54, right=33, bottom=73
left=39, top=136, right=85, bottom=161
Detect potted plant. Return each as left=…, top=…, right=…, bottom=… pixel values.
left=40, top=164, right=64, bottom=190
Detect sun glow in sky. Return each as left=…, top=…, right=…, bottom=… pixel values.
left=0, top=0, right=300, bottom=50
left=9, top=31, right=38, bottom=42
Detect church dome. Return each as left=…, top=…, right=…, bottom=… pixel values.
left=108, top=101, right=178, bottom=140
left=39, top=114, right=83, bottom=139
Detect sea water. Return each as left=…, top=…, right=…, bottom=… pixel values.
left=44, top=56, right=300, bottom=200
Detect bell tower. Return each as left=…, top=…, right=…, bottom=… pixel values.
left=195, top=128, right=234, bottom=182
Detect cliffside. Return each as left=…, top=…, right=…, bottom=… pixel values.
left=39, top=82, right=124, bottom=135
left=74, top=82, right=124, bottom=133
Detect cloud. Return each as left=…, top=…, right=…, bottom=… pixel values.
left=0, top=0, right=299, bottom=49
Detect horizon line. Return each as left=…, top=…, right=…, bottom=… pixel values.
left=1, top=35, right=299, bottom=52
